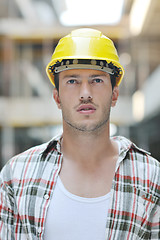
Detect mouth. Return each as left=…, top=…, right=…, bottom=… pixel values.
left=77, top=104, right=96, bottom=114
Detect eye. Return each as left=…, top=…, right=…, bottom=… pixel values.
left=67, top=79, right=77, bottom=84
left=92, top=78, right=103, bottom=83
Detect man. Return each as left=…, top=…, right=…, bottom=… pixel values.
left=0, top=28, right=159, bottom=239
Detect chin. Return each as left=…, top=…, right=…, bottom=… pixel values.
left=73, top=121, right=107, bottom=132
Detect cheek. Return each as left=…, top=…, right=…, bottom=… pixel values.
left=59, top=93, right=74, bottom=110
left=60, top=88, right=78, bottom=102
left=93, top=89, right=112, bottom=102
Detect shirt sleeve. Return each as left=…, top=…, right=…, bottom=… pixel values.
left=0, top=167, right=15, bottom=239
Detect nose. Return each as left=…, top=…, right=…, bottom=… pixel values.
left=79, top=81, right=93, bottom=101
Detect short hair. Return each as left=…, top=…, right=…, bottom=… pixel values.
left=54, top=73, right=59, bottom=92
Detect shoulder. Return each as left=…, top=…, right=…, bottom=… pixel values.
left=114, top=135, right=159, bottom=166
left=128, top=139, right=160, bottom=171
left=128, top=141, right=160, bottom=201
left=114, top=136, right=160, bottom=197
left=0, top=134, right=62, bottom=183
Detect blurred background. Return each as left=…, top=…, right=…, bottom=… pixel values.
left=0, top=0, right=160, bottom=169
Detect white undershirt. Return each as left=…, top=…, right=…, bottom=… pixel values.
left=44, top=140, right=121, bottom=239
left=44, top=177, right=111, bottom=240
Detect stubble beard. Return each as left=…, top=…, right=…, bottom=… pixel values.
left=60, top=99, right=112, bottom=135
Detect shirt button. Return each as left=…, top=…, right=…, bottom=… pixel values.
left=44, top=194, right=49, bottom=200
left=37, top=227, right=41, bottom=236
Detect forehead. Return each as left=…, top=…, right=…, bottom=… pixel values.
left=59, top=69, right=110, bottom=79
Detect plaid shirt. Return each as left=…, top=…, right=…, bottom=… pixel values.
left=0, top=135, right=160, bottom=240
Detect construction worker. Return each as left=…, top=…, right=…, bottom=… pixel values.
left=0, top=28, right=159, bottom=239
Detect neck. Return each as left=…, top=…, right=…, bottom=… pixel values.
left=61, top=122, right=117, bottom=166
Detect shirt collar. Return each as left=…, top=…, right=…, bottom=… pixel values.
left=112, top=135, right=151, bottom=155
left=112, top=136, right=151, bottom=172
left=40, top=134, right=150, bottom=156
left=39, top=133, right=63, bottom=155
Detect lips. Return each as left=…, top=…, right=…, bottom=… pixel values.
left=77, top=104, right=96, bottom=114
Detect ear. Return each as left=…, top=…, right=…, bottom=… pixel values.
left=111, top=86, right=119, bottom=107
left=53, top=88, right=61, bottom=109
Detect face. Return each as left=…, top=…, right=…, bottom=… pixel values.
left=53, top=69, right=119, bottom=133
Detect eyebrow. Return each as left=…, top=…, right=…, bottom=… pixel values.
left=89, top=74, right=108, bottom=78
left=62, top=73, right=108, bottom=79
left=62, top=74, right=80, bottom=79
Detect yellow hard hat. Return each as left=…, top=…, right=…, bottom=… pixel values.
left=46, top=28, right=124, bottom=86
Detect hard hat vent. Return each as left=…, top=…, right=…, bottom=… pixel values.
left=70, top=28, right=102, bottom=38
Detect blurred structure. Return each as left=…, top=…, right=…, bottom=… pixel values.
left=0, top=0, right=160, bottom=168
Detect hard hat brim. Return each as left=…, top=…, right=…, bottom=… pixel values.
left=46, top=57, right=124, bottom=87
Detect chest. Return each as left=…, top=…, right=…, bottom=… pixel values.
left=59, top=157, right=118, bottom=198
left=44, top=176, right=111, bottom=240
left=12, top=152, right=158, bottom=239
